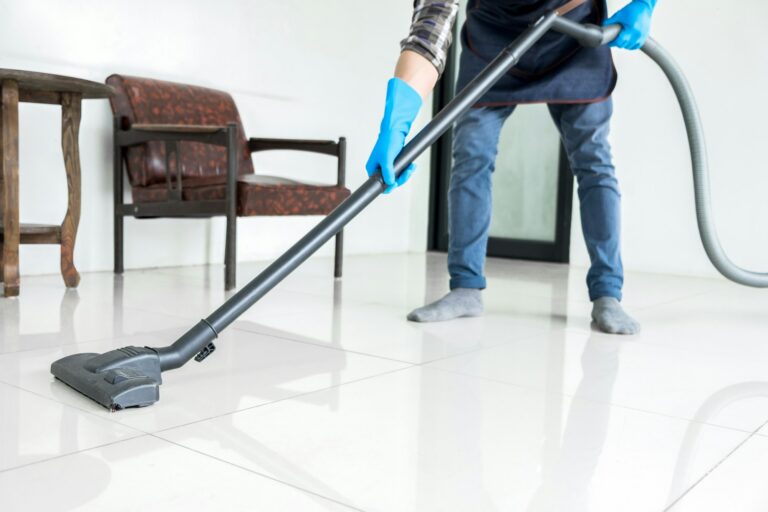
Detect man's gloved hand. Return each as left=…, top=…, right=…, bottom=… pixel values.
left=366, top=77, right=422, bottom=194
left=604, top=0, right=657, bottom=50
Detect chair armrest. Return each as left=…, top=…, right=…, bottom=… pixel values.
left=117, top=123, right=231, bottom=147
left=248, top=137, right=341, bottom=156
left=248, top=137, right=347, bottom=186
left=131, top=123, right=226, bottom=134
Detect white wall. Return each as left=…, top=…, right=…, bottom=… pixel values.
left=3, top=0, right=766, bottom=279
left=0, top=0, right=432, bottom=276
left=569, top=0, right=768, bottom=277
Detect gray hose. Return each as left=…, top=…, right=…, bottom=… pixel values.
left=551, top=17, right=768, bottom=286
left=641, top=38, right=768, bottom=287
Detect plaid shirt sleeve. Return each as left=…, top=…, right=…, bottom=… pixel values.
left=400, top=0, right=460, bottom=76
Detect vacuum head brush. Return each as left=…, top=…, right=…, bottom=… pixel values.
left=50, top=320, right=218, bottom=410
left=50, top=347, right=163, bottom=410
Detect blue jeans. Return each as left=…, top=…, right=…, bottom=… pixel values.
left=448, top=98, right=623, bottom=301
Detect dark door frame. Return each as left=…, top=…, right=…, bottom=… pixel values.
left=426, top=27, right=574, bottom=263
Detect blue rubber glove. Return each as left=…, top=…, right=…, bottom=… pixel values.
left=366, top=77, right=422, bottom=194
left=605, top=0, right=657, bottom=51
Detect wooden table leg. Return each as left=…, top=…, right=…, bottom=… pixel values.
left=0, top=123, right=3, bottom=284
left=1, top=80, right=20, bottom=297
left=60, top=93, right=82, bottom=288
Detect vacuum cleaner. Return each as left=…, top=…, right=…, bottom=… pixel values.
left=50, top=3, right=768, bottom=410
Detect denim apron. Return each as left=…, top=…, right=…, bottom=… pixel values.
left=456, top=0, right=617, bottom=105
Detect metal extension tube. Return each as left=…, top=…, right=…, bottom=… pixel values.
left=162, top=13, right=768, bottom=372
left=156, top=11, right=564, bottom=371
left=58, top=8, right=768, bottom=394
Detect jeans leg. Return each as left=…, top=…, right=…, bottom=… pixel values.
left=448, top=105, right=515, bottom=290
left=548, top=99, right=623, bottom=301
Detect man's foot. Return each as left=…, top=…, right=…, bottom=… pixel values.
left=407, top=288, right=483, bottom=323
left=591, top=297, right=640, bottom=335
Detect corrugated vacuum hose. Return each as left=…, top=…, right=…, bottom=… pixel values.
left=641, top=39, right=768, bottom=287
left=553, top=14, right=768, bottom=287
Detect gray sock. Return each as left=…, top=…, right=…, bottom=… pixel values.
left=407, top=288, right=484, bottom=323
left=591, top=297, right=640, bottom=335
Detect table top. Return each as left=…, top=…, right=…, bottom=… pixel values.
left=0, top=69, right=113, bottom=100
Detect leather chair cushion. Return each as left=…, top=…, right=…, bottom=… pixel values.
left=132, top=175, right=351, bottom=216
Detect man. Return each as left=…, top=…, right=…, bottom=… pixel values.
left=366, top=0, right=657, bottom=335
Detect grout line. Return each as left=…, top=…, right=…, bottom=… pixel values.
left=15, top=364, right=414, bottom=454
left=150, top=434, right=366, bottom=512
left=663, top=418, right=768, bottom=511
left=404, top=330, right=557, bottom=368
left=0, top=357, right=415, bottom=439
left=628, top=287, right=730, bottom=314
left=420, top=364, right=762, bottom=437
left=124, top=302, right=419, bottom=366
left=0, top=435, right=150, bottom=476
left=0, top=378, right=148, bottom=434
left=151, top=365, right=416, bottom=436
left=0, top=364, right=418, bottom=485
left=0, top=304, right=197, bottom=357
left=144, top=263, right=599, bottom=313
left=0, top=431, right=365, bottom=512
left=3, top=298, right=762, bottom=440
left=229, top=325, right=417, bottom=365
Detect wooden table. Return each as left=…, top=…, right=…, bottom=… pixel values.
left=0, top=69, right=113, bottom=297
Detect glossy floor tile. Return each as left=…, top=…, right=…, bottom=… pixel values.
left=2, top=254, right=766, bottom=511
left=68, top=268, right=336, bottom=324
left=0, top=283, right=192, bottom=354
left=158, top=366, right=749, bottom=512
left=0, top=325, right=407, bottom=433
left=426, top=330, right=768, bottom=433
left=668, top=434, right=768, bottom=511
left=0, top=435, right=358, bottom=511
left=632, top=284, right=768, bottom=354
left=155, top=253, right=728, bottom=312
left=0, top=381, right=140, bottom=472
left=236, top=302, right=550, bottom=364
left=154, top=253, right=442, bottom=306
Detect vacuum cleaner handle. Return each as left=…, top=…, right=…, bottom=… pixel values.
left=601, top=24, right=624, bottom=45
left=550, top=17, right=623, bottom=47
left=155, top=10, right=566, bottom=371
left=157, top=12, right=634, bottom=372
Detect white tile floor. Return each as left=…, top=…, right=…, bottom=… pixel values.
left=1, top=253, right=767, bottom=511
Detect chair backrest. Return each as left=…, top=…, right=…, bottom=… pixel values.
left=106, top=74, right=254, bottom=188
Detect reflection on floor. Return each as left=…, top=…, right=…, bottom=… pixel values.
left=1, top=253, right=767, bottom=511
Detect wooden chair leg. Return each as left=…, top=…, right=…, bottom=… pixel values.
left=224, top=214, right=237, bottom=290
left=114, top=214, right=124, bottom=274
left=224, top=123, right=238, bottom=291
left=334, top=229, right=344, bottom=279
left=0, top=141, right=3, bottom=284
left=1, top=80, right=20, bottom=297
left=0, top=142, right=3, bottom=284
left=60, top=93, right=82, bottom=288
left=113, top=117, right=124, bottom=274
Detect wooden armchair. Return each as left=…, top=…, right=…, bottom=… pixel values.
left=106, top=75, right=350, bottom=290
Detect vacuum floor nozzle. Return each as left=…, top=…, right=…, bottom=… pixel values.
left=50, top=347, right=163, bottom=410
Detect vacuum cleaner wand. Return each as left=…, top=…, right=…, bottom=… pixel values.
left=52, top=4, right=765, bottom=410
left=155, top=13, right=569, bottom=372
left=51, top=10, right=574, bottom=410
